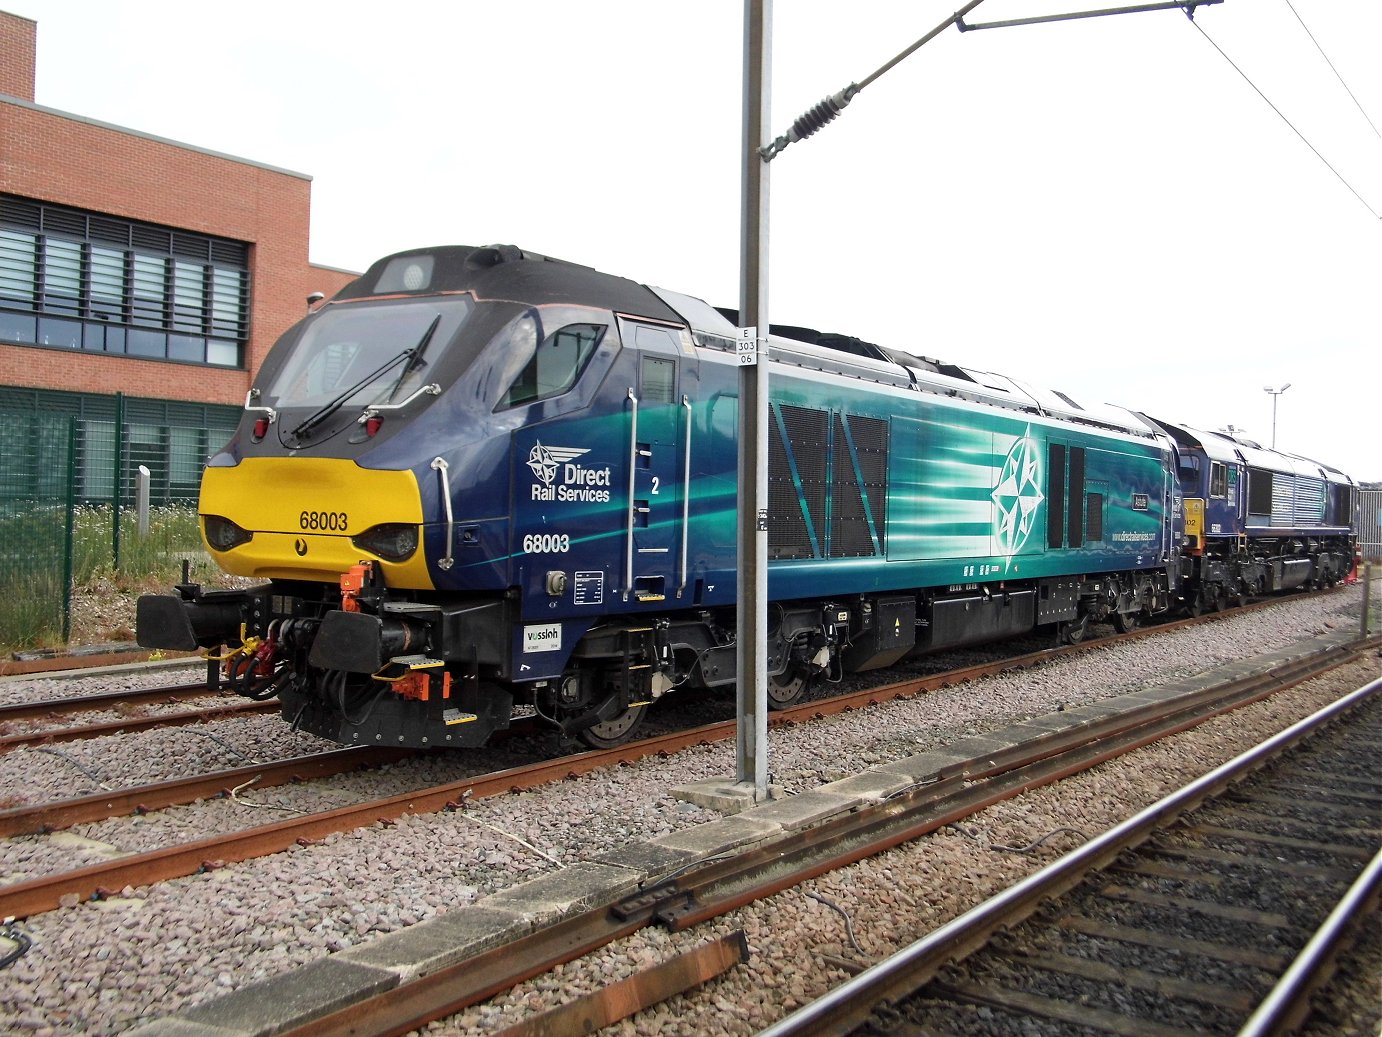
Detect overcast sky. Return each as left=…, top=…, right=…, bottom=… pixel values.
left=11, top=0, right=1380, bottom=480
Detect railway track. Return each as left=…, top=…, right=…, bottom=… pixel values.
left=0, top=699, right=278, bottom=752
left=0, top=598, right=1366, bottom=921
left=0, top=746, right=412, bottom=837
left=0, top=585, right=1345, bottom=751
left=140, top=636, right=1375, bottom=1037
left=0, top=680, right=226, bottom=723
left=762, top=677, right=1382, bottom=1037
left=0, top=603, right=1225, bottom=828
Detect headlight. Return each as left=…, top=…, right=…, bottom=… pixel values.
left=352, top=523, right=419, bottom=562
left=204, top=515, right=253, bottom=551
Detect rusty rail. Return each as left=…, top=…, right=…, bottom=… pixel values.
left=758, top=675, right=1382, bottom=1037
left=0, top=609, right=1363, bottom=925
left=247, top=642, right=1373, bottom=1037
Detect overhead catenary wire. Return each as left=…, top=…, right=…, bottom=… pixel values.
left=761, top=1, right=1225, bottom=161
left=1189, top=17, right=1382, bottom=219
left=1283, top=0, right=1381, bottom=139
left=759, top=0, right=988, bottom=161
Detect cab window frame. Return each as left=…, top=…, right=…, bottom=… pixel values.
left=497, top=321, right=607, bottom=410
left=1209, top=461, right=1228, bottom=499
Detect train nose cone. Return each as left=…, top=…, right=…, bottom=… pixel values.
left=200, top=457, right=433, bottom=588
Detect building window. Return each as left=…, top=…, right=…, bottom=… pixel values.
left=0, top=195, right=249, bottom=368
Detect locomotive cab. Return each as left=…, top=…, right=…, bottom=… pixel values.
left=140, top=245, right=704, bottom=749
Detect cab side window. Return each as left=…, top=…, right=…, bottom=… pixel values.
left=500, top=324, right=605, bottom=408
left=1176, top=455, right=1201, bottom=494
left=1209, top=462, right=1228, bottom=499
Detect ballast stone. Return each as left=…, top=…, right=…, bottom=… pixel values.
left=127, top=624, right=1363, bottom=1036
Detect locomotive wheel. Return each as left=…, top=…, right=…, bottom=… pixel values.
left=766, top=667, right=810, bottom=709
left=1213, top=588, right=1229, bottom=613
left=1112, top=609, right=1141, bottom=633
left=1059, top=613, right=1090, bottom=645
left=1187, top=592, right=1206, bottom=619
left=577, top=703, right=649, bottom=749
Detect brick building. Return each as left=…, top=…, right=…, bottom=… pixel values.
left=0, top=9, right=355, bottom=498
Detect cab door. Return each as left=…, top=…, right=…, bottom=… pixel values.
left=617, top=319, right=693, bottom=604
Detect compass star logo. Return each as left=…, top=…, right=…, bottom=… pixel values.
left=991, top=426, right=1045, bottom=558
left=526, top=441, right=589, bottom=487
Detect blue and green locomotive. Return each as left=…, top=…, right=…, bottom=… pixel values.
left=137, top=245, right=1356, bottom=749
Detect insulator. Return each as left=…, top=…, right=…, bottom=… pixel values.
left=761, top=84, right=858, bottom=161
left=792, top=89, right=852, bottom=143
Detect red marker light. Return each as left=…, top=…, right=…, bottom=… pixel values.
left=252, top=418, right=269, bottom=440
left=365, top=415, right=383, bottom=437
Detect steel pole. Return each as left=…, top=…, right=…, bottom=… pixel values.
left=1363, top=562, right=1373, bottom=638
left=736, top=0, right=771, bottom=791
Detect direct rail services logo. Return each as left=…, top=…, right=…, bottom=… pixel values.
left=527, top=441, right=613, bottom=503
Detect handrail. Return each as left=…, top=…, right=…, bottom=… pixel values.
left=430, top=457, right=454, bottom=571
left=678, top=394, right=692, bottom=599
left=359, top=382, right=440, bottom=421
left=624, top=388, right=639, bottom=601
left=243, top=388, right=277, bottom=424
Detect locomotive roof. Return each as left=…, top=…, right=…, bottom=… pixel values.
left=1146, top=417, right=1354, bottom=484
left=335, top=244, right=685, bottom=324
left=708, top=306, right=1161, bottom=441
left=338, top=246, right=1162, bottom=444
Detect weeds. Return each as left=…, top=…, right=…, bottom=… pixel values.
left=0, top=502, right=215, bottom=655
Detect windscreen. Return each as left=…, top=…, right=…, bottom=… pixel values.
left=265, top=296, right=473, bottom=408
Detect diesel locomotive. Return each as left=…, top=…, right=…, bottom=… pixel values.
left=137, top=244, right=1358, bottom=750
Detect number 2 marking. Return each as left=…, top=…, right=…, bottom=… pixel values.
left=651, top=476, right=660, bottom=495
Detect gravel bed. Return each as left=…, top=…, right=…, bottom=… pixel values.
left=0, top=583, right=1375, bottom=1036
left=0, top=662, right=211, bottom=708
left=435, top=657, right=1380, bottom=1037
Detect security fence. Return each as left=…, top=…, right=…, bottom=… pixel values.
left=0, top=387, right=241, bottom=650
left=1360, top=488, right=1382, bottom=562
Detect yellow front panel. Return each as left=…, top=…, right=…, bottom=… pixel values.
left=201, top=458, right=433, bottom=589
left=1183, top=497, right=1205, bottom=539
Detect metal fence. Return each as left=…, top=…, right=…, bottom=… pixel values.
left=0, top=387, right=241, bottom=649
left=1359, top=488, right=1382, bottom=562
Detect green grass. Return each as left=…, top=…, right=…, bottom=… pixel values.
left=0, top=503, right=67, bottom=650
left=0, top=501, right=217, bottom=654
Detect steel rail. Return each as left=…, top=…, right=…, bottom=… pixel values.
left=208, top=642, right=1372, bottom=1037
left=0, top=618, right=1128, bottom=832
left=0, top=746, right=412, bottom=837
left=756, top=676, right=1382, bottom=1037
left=0, top=591, right=1277, bottom=756
left=0, top=582, right=1338, bottom=737
left=489, top=930, right=748, bottom=1037
left=0, top=720, right=741, bottom=919
left=1236, top=847, right=1382, bottom=1037
left=650, top=644, right=1368, bottom=933
left=0, top=681, right=226, bottom=723
left=0, top=628, right=1366, bottom=921
left=0, top=699, right=279, bottom=752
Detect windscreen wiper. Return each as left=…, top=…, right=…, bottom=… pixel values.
left=385, top=313, right=442, bottom=404
left=290, top=348, right=413, bottom=439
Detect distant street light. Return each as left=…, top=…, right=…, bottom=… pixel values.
left=1264, top=383, right=1291, bottom=449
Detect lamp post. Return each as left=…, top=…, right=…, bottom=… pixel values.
left=1264, top=383, right=1291, bottom=449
